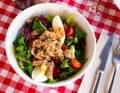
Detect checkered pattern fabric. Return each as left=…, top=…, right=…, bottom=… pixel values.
left=0, top=0, right=120, bottom=93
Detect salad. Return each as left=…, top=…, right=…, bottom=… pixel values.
left=13, top=14, right=87, bottom=83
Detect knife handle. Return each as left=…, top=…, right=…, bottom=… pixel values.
left=93, top=70, right=103, bottom=93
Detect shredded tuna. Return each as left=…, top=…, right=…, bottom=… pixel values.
left=31, top=30, right=64, bottom=66
left=31, top=30, right=38, bottom=39
left=32, top=59, right=48, bottom=66
left=45, top=61, right=55, bottom=80
left=64, top=49, right=74, bottom=59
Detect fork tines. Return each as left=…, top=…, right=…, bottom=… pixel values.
left=114, top=40, right=120, bottom=56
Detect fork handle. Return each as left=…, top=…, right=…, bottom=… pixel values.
left=108, top=68, right=116, bottom=93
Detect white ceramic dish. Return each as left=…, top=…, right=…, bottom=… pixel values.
left=5, top=3, right=96, bottom=87
left=113, top=0, right=120, bottom=10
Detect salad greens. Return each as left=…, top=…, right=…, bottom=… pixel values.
left=66, top=13, right=75, bottom=26
left=59, top=58, right=77, bottom=80
left=13, top=14, right=87, bottom=83
left=46, top=78, right=58, bottom=84
left=32, top=17, right=46, bottom=35
left=44, top=15, right=54, bottom=23
left=75, top=27, right=86, bottom=39
left=13, top=35, right=34, bottom=77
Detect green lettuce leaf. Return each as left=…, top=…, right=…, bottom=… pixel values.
left=32, top=17, right=46, bottom=35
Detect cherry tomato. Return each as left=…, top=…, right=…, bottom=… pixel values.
left=66, top=27, right=74, bottom=37
left=70, top=59, right=82, bottom=69
left=63, top=23, right=68, bottom=32
left=53, top=66, right=61, bottom=78
left=61, top=44, right=68, bottom=51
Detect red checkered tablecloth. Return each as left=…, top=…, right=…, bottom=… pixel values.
left=0, top=0, right=120, bottom=93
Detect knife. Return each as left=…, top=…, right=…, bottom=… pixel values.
left=93, top=32, right=115, bottom=93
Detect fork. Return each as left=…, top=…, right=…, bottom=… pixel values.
left=108, top=40, right=120, bottom=93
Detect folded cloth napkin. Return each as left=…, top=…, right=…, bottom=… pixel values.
left=78, top=33, right=120, bottom=93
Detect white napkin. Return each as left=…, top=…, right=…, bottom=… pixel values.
left=78, top=33, right=120, bottom=93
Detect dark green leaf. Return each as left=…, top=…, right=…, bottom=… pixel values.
left=60, top=58, right=70, bottom=69
left=59, top=67, right=77, bottom=80
left=65, top=38, right=74, bottom=47
left=45, top=79, right=57, bottom=84
left=27, top=65, right=34, bottom=77
left=16, top=46, right=25, bottom=53
left=26, top=50, right=33, bottom=61
left=13, top=35, right=25, bottom=47
left=75, top=48, right=87, bottom=65
left=38, top=28, right=46, bottom=35
left=44, top=15, right=54, bottom=23
left=32, top=17, right=46, bottom=35
left=75, top=27, right=86, bottom=39
left=59, top=58, right=78, bottom=80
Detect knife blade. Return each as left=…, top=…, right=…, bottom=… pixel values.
left=93, top=32, right=115, bottom=93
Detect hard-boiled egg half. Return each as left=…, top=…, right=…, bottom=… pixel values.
left=52, top=15, right=65, bottom=44
left=32, top=64, right=48, bottom=82
left=31, top=15, right=65, bottom=82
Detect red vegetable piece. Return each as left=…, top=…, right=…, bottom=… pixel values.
left=63, top=23, right=68, bottom=32
left=53, top=66, right=60, bottom=78
left=70, top=59, right=82, bottom=69
left=61, top=44, right=68, bottom=51
left=66, top=27, right=74, bottom=37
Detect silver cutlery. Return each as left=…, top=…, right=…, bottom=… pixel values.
left=108, top=40, right=120, bottom=93
left=93, top=32, right=115, bottom=93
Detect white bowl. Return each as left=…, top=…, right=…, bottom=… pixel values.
left=113, top=0, right=120, bottom=10
left=5, top=3, right=96, bottom=87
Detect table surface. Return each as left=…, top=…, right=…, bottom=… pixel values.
left=0, top=0, right=120, bottom=93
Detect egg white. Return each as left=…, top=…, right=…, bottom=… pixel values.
left=52, top=15, right=65, bottom=44
left=32, top=65, right=48, bottom=82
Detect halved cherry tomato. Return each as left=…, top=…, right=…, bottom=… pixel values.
left=63, top=23, right=68, bottom=32
left=61, top=44, right=68, bottom=51
left=70, top=59, right=82, bottom=69
left=66, top=27, right=74, bottom=37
